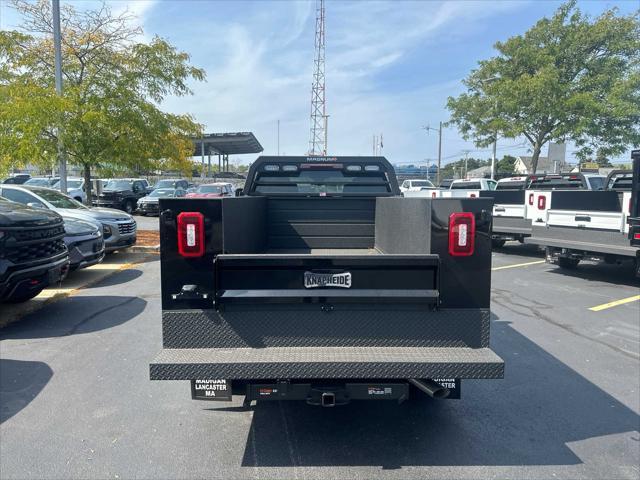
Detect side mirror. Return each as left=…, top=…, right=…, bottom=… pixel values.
left=235, top=188, right=243, bottom=197
left=27, top=202, right=45, bottom=209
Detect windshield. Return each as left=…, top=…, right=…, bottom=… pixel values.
left=149, top=188, right=176, bottom=197
left=252, top=167, right=391, bottom=195
left=528, top=176, right=584, bottom=189
left=105, top=180, right=132, bottom=190
left=34, top=188, right=87, bottom=209
left=587, top=176, right=605, bottom=190
left=53, top=179, right=83, bottom=189
left=451, top=182, right=481, bottom=190
left=25, top=178, right=51, bottom=187
left=198, top=185, right=223, bottom=194
left=155, top=180, right=176, bottom=189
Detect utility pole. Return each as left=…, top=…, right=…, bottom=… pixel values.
left=463, top=150, right=470, bottom=178
left=52, top=0, right=67, bottom=194
left=422, top=123, right=443, bottom=185
left=277, top=119, right=280, bottom=156
left=437, top=121, right=442, bottom=185
left=491, top=134, right=497, bottom=180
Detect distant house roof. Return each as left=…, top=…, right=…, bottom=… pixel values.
left=516, top=156, right=554, bottom=174
left=466, top=165, right=492, bottom=178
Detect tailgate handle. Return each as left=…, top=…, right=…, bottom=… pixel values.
left=575, top=215, right=591, bottom=222
left=217, top=289, right=439, bottom=303
left=494, top=207, right=506, bottom=212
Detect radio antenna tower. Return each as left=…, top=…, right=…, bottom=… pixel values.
left=308, top=0, right=327, bottom=155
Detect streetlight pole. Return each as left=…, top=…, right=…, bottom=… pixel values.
left=52, top=0, right=67, bottom=193
left=422, top=123, right=443, bottom=185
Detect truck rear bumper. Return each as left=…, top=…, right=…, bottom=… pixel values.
left=492, top=216, right=532, bottom=235
left=526, top=225, right=639, bottom=257
left=149, top=346, right=504, bottom=380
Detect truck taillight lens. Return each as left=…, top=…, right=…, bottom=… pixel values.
left=634, top=233, right=640, bottom=240
left=469, top=193, right=477, bottom=198
left=449, top=212, right=475, bottom=257
left=537, top=196, right=546, bottom=210
left=432, top=191, right=437, bottom=198
left=177, top=212, right=204, bottom=257
left=528, top=193, right=534, bottom=205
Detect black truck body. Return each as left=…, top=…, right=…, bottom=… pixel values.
left=150, top=156, right=503, bottom=405
left=526, top=151, right=640, bottom=274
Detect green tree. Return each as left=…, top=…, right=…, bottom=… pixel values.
left=0, top=0, right=205, bottom=201
left=594, top=149, right=613, bottom=167
left=446, top=1, right=639, bottom=174
left=496, top=154, right=517, bottom=175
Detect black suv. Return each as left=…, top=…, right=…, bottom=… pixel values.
left=93, top=179, right=148, bottom=213
left=0, top=198, right=70, bottom=303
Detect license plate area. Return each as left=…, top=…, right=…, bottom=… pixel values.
left=191, top=379, right=232, bottom=401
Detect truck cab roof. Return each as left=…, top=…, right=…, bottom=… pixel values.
left=244, top=156, right=400, bottom=197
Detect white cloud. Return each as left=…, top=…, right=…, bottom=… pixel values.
left=151, top=1, right=531, bottom=163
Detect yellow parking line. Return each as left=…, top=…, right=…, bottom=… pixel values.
left=589, top=295, right=640, bottom=312
left=492, top=260, right=545, bottom=271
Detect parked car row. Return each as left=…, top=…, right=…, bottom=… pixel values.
left=134, top=181, right=234, bottom=216
left=0, top=185, right=138, bottom=303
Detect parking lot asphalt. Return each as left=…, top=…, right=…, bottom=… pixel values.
left=132, top=214, right=159, bottom=232
left=0, top=243, right=638, bottom=480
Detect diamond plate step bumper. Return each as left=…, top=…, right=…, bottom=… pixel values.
left=149, top=346, right=504, bottom=380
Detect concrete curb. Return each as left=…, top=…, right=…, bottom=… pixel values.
left=129, top=244, right=160, bottom=253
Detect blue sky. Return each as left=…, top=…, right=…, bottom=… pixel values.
left=1, top=0, right=638, bottom=166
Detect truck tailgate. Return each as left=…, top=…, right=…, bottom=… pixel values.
left=547, top=210, right=625, bottom=231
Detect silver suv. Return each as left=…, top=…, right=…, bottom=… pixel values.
left=0, top=185, right=137, bottom=253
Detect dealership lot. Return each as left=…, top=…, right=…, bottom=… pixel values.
left=0, top=244, right=638, bottom=480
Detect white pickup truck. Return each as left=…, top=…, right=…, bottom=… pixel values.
left=482, top=173, right=605, bottom=247
left=526, top=154, right=639, bottom=274
left=404, top=178, right=496, bottom=199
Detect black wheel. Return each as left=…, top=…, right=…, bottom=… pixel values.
left=123, top=200, right=134, bottom=214
left=557, top=256, right=580, bottom=269
left=492, top=239, right=506, bottom=249
left=5, top=287, right=44, bottom=303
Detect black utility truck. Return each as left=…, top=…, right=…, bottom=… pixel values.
left=526, top=150, right=640, bottom=275
left=150, top=156, right=504, bottom=406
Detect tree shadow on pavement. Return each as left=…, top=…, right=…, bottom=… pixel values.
left=546, top=261, right=639, bottom=288
left=92, top=268, right=143, bottom=287
left=239, top=314, right=639, bottom=469
left=0, top=359, right=52, bottom=424
left=493, top=242, right=544, bottom=258
left=0, top=295, right=146, bottom=340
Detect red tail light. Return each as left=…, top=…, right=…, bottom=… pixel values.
left=469, top=193, right=477, bottom=198
left=177, top=212, right=204, bottom=257
left=634, top=233, right=640, bottom=240
left=537, top=196, right=546, bottom=210
left=432, top=191, right=437, bottom=198
left=448, top=212, right=475, bottom=257
left=528, top=193, right=534, bottom=205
